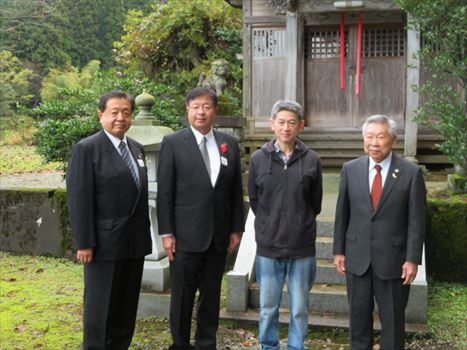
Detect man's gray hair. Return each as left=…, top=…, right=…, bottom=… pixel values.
left=271, top=100, right=303, bottom=121
left=362, top=115, right=397, bottom=138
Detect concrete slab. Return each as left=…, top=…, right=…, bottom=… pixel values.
left=219, top=308, right=429, bottom=334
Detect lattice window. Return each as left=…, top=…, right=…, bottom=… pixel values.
left=305, top=29, right=348, bottom=59
left=253, top=28, right=286, bottom=57
left=421, top=34, right=441, bottom=52
left=363, top=28, right=405, bottom=58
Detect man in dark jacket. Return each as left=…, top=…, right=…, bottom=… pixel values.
left=66, top=91, right=152, bottom=349
left=248, top=100, right=323, bottom=350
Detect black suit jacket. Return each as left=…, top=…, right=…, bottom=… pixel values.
left=157, top=128, right=245, bottom=252
left=333, top=153, right=426, bottom=279
left=66, top=130, right=152, bottom=261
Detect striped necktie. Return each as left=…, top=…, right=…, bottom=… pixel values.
left=119, top=141, right=140, bottom=189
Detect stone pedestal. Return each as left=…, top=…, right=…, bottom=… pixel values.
left=126, top=91, right=174, bottom=293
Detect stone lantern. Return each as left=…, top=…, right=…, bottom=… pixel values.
left=126, top=91, right=173, bottom=292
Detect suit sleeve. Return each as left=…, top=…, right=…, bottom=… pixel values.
left=405, top=166, right=426, bottom=264
left=333, top=164, right=350, bottom=255
left=66, top=142, right=96, bottom=250
left=230, top=138, right=245, bottom=233
left=248, top=155, right=258, bottom=215
left=156, top=137, right=175, bottom=235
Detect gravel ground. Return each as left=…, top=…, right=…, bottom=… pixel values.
left=0, top=171, right=65, bottom=189
left=0, top=171, right=446, bottom=194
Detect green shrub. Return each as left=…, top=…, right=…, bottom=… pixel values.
left=32, top=68, right=184, bottom=169
left=426, top=195, right=467, bottom=283
left=34, top=116, right=101, bottom=171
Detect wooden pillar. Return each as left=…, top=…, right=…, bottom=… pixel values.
left=404, top=14, right=420, bottom=164
left=242, top=0, right=253, bottom=135
left=285, top=11, right=304, bottom=106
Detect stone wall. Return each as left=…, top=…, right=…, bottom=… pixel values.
left=0, top=189, right=73, bottom=258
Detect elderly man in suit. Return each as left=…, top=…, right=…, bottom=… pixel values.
left=157, top=87, right=245, bottom=349
left=66, top=91, right=152, bottom=349
left=333, top=115, right=426, bottom=350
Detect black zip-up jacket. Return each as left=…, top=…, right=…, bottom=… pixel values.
left=248, top=139, right=323, bottom=259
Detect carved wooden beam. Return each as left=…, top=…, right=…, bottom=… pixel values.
left=268, top=0, right=298, bottom=15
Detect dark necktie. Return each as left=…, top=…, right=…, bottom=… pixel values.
left=119, top=141, right=140, bottom=189
left=199, top=136, right=211, bottom=177
left=371, top=164, right=382, bottom=210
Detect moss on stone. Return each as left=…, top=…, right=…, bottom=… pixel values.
left=52, top=189, right=73, bottom=254
left=426, top=195, right=467, bottom=283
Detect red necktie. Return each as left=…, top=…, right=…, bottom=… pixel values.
left=371, top=164, right=382, bottom=210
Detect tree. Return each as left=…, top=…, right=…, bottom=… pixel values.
left=397, top=0, right=467, bottom=172
left=114, top=0, right=242, bottom=76
left=0, top=0, right=71, bottom=70
left=0, top=0, right=128, bottom=70
left=0, top=50, right=36, bottom=117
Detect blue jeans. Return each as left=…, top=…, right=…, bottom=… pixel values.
left=256, top=255, right=316, bottom=350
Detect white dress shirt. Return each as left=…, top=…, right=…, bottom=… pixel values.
left=368, top=153, right=392, bottom=193
left=191, top=126, right=220, bottom=187
left=103, top=129, right=140, bottom=182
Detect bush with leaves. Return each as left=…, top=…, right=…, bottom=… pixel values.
left=34, top=116, right=101, bottom=172
left=33, top=66, right=183, bottom=169
left=114, top=0, right=243, bottom=114
left=115, top=0, right=241, bottom=74
left=397, top=0, right=467, bottom=170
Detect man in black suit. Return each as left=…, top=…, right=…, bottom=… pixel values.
left=66, top=91, right=152, bottom=350
left=157, top=87, right=245, bottom=349
left=333, top=115, right=426, bottom=350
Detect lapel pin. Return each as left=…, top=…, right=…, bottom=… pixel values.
left=392, top=168, right=399, bottom=179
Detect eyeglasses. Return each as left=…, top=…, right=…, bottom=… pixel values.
left=188, top=104, right=214, bottom=112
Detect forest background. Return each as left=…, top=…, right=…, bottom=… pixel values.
left=0, top=0, right=242, bottom=171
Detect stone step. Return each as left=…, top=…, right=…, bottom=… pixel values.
left=247, top=280, right=428, bottom=324
left=316, top=258, right=346, bottom=285
left=317, top=220, right=334, bottom=237
left=219, top=308, right=429, bottom=334
left=249, top=282, right=349, bottom=314
left=136, top=291, right=428, bottom=334
left=316, top=236, right=334, bottom=260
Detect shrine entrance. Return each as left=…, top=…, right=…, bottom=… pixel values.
left=305, top=23, right=406, bottom=130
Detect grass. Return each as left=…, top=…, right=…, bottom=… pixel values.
left=0, top=145, right=61, bottom=175
left=427, top=280, right=467, bottom=348
left=1, top=253, right=466, bottom=349
left=0, top=253, right=83, bottom=350
left=0, top=116, right=61, bottom=175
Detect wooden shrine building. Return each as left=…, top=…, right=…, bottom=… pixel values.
left=226, top=0, right=447, bottom=167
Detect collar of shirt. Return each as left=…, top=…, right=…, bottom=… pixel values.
left=104, top=129, right=128, bottom=154
left=273, top=140, right=297, bottom=165
left=103, top=129, right=140, bottom=182
left=190, top=126, right=214, bottom=145
left=368, top=152, right=392, bottom=191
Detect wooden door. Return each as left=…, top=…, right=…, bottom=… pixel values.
left=251, top=27, right=287, bottom=125
left=305, top=23, right=406, bottom=130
